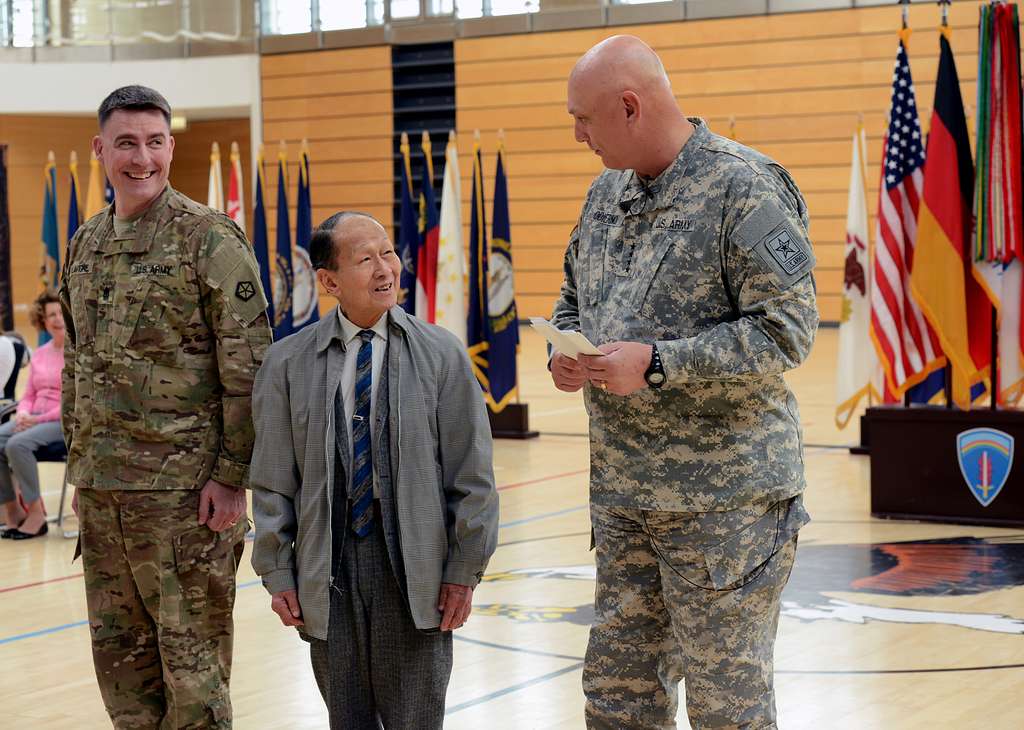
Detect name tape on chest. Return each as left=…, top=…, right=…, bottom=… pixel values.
left=131, top=263, right=177, bottom=277
left=654, top=217, right=696, bottom=232
left=590, top=211, right=622, bottom=226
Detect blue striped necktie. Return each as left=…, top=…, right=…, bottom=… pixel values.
left=350, top=329, right=375, bottom=536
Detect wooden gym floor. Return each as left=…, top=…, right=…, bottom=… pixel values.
left=1, top=326, right=1021, bottom=729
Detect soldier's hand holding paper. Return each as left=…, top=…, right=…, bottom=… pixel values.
left=579, top=341, right=653, bottom=396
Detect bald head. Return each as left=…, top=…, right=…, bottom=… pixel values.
left=312, top=210, right=400, bottom=327
left=570, top=35, right=672, bottom=102
left=567, top=35, right=692, bottom=177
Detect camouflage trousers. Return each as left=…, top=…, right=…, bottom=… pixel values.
left=79, top=488, right=246, bottom=729
left=584, top=495, right=809, bottom=730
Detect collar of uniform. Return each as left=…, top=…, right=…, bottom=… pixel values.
left=619, top=117, right=709, bottom=214
left=96, top=185, right=174, bottom=254
left=315, top=304, right=409, bottom=354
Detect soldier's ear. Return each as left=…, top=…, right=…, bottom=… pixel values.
left=621, top=91, right=640, bottom=124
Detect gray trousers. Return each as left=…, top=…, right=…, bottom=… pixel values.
left=584, top=496, right=807, bottom=730
left=0, top=419, right=63, bottom=505
left=309, top=514, right=453, bottom=730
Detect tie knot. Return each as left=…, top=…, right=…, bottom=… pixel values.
left=358, top=329, right=374, bottom=344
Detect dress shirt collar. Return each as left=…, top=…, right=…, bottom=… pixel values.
left=337, top=308, right=389, bottom=346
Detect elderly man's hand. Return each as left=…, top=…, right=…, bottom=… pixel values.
left=578, top=341, right=653, bottom=396
left=550, top=352, right=588, bottom=392
left=438, top=583, right=474, bottom=631
left=197, top=479, right=246, bottom=532
left=271, top=590, right=304, bottom=627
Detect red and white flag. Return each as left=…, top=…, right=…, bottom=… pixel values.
left=227, top=141, right=245, bottom=234
left=869, top=37, right=945, bottom=397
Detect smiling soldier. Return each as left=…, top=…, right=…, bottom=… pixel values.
left=59, top=85, right=272, bottom=729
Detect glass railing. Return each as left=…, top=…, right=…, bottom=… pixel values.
left=1, top=0, right=253, bottom=48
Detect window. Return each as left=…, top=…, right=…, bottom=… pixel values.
left=390, top=0, right=420, bottom=19
left=320, top=1, right=384, bottom=30
left=455, top=0, right=538, bottom=19
left=261, top=0, right=312, bottom=35
left=10, top=0, right=37, bottom=47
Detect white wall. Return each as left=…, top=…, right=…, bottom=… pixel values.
left=0, top=54, right=262, bottom=159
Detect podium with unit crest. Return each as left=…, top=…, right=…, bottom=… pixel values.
left=865, top=406, right=1024, bottom=528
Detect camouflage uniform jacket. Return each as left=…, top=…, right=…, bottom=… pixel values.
left=551, top=119, right=819, bottom=512
left=59, top=186, right=272, bottom=491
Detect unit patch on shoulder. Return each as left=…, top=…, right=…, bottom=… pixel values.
left=763, top=226, right=810, bottom=276
left=235, top=281, right=257, bottom=302
left=751, top=220, right=815, bottom=286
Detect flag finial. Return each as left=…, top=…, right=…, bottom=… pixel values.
left=47, top=150, right=55, bottom=165
left=69, top=150, right=78, bottom=167
left=448, top=129, right=456, bottom=144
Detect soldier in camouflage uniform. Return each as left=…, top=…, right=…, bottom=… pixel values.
left=551, top=37, right=818, bottom=729
left=59, top=86, right=272, bottom=729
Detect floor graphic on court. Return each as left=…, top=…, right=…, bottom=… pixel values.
left=479, top=536, right=1024, bottom=635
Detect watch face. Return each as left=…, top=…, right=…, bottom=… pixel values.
left=648, top=372, right=666, bottom=385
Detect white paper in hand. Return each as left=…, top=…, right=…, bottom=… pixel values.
left=529, top=318, right=603, bottom=360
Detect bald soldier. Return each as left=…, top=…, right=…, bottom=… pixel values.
left=551, top=37, right=818, bottom=729
left=61, top=85, right=272, bottom=728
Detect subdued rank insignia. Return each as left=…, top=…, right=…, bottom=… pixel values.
left=764, top=226, right=810, bottom=275
left=235, top=281, right=256, bottom=302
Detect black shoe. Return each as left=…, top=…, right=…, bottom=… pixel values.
left=10, top=523, right=48, bottom=540
left=1, top=524, right=24, bottom=539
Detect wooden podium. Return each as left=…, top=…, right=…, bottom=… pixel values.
left=487, top=403, right=539, bottom=439
left=866, top=405, right=1024, bottom=527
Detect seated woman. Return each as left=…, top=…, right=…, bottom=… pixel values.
left=0, top=290, right=65, bottom=540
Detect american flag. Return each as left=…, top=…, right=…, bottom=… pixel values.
left=870, top=40, right=945, bottom=395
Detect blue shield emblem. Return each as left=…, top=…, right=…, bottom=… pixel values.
left=956, top=428, right=1014, bottom=507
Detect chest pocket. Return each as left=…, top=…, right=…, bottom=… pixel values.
left=117, top=275, right=198, bottom=366
left=601, top=222, right=634, bottom=278
left=68, top=269, right=98, bottom=347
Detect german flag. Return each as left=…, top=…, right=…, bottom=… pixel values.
left=911, top=28, right=991, bottom=409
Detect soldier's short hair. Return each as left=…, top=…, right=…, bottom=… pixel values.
left=29, top=288, right=60, bottom=333
left=310, top=211, right=382, bottom=271
left=98, top=85, right=172, bottom=128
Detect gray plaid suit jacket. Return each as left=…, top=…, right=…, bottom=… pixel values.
left=249, top=306, right=499, bottom=640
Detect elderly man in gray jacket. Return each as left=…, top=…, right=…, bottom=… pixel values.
left=250, top=211, right=499, bottom=730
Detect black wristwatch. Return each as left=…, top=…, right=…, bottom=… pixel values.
left=644, top=343, right=666, bottom=388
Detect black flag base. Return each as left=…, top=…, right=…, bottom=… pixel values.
left=488, top=403, right=539, bottom=440
left=849, top=414, right=870, bottom=456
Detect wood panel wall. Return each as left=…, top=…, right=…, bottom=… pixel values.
left=0, top=115, right=249, bottom=334
left=454, top=0, right=989, bottom=322
left=261, top=45, right=394, bottom=317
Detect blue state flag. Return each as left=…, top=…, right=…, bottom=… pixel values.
left=486, top=139, right=518, bottom=412
left=907, top=368, right=986, bottom=406
left=397, top=132, right=420, bottom=315
left=467, top=138, right=490, bottom=391
left=67, top=153, right=82, bottom=243
left=293, top=142, right=318, bottom=329
left=39, top=153, right=59, bottom=345
left=252, top=148, right=275, bottom=329
left=274, top=149, right=295, bottom=340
